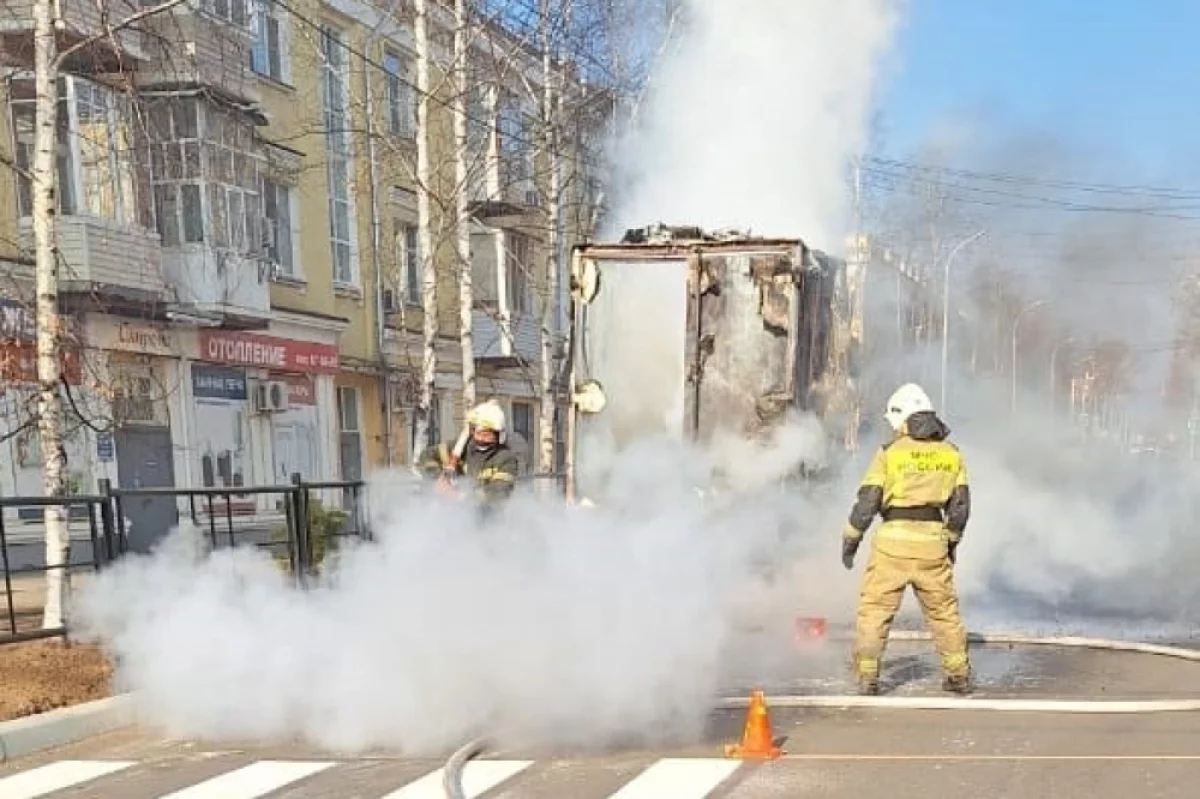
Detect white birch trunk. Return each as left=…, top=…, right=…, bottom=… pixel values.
left=32, top=0, right=70, bottom=630
left=412, top=0, right=438, bottom=457
left=454, top=0, right=475, bottom=411
left=536, top=0, right=563, bottom=476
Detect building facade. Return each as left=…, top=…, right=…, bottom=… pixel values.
left=0, top=0, right=592, bottom=543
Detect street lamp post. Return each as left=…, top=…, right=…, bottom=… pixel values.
left=939, top=228, right=987, bottom=414
left=1011, top=300, right=1048, bottom=414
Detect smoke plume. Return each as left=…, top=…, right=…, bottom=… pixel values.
left=71, top=0, right=905, bottom=753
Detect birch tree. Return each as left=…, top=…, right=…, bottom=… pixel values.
left=30, top=0, right=69, bottom=630
left=411, top=0, right=439, bottom=459
left=535, top=0, right=566, bottom=475
left=453, top=0, right=476, bottom=411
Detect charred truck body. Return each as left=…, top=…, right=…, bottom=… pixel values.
left=564, top=224, right=861, bottom=501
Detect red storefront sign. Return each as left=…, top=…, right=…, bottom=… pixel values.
left=269, top=371, right=316, bottom=405
left=0, top=341, right=82, bottom=386
left=198, top=330, right=339, bottom=374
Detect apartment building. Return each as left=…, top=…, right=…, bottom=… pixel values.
left=0, top=0, right=591, bottom=545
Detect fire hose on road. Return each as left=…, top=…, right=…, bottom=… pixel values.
left=718, top=629, right=1200, bottom=713
left=443, top=630, right=1200, bottom=796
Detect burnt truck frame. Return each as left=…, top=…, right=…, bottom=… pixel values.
left=562, top=225, right=854, bottom=502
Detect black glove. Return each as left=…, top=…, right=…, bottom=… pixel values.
left=947, top=540, right=959, bottom=565
left=842, top=537, right=860, bottom=570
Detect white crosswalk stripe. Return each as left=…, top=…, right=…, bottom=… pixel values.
left=0, top=759, right=135, bottom=798
left=608, top=757, right=742, bottom=798
left=380, top=759, right=533, bottom=798
left=0, top=755, right=753, bottom=798
left=154, top=760, right=335, bottom=798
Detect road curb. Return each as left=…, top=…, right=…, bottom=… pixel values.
left=0, top=693, right=138, bottom=763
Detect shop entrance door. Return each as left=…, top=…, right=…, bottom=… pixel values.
left=273, top=422, right=317, bottom=483
left=115, top=426, right=178, bottom=553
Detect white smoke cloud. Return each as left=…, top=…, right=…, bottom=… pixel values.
left=612, top=0, right=902, bottom=243
left=70, top=0, right=908, bottom=754
left=73, top=433, right=840, bottom=755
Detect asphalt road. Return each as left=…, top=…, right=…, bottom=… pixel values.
left=2, top=644, right=1198, bottom=798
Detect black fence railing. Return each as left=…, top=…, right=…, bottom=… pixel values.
left=0, top=494, right=120, bottom=645
left=0, top=475, right=369, bottom=646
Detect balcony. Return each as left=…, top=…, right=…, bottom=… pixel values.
left=472, top=307, right=540, bottom=364
left=470, top=226, right=541, bottom=366
left=137, top=4, right=260, bottom=104
left=162, top=248, right=271, bottom=327
left=0, top=0, right=147, bottom=67
left=18, top=217, right=165, bottom=302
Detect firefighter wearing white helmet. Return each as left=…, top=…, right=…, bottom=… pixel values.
left=839, top=382, right=973, bottom=696
left=417, top=399, right=519, bottom=506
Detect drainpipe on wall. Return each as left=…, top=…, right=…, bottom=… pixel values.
left=363, top=30, right=394, bottom=468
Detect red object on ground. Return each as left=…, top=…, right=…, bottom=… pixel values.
left=794, top=616, right=828, bottom=642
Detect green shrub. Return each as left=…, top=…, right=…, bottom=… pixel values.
left=270, top=495, right=348, bottom=577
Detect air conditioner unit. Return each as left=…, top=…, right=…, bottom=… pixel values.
left=251, top=380, right=290, bottom=413
left=524, top=189, right=541, bottom=208
left=382, top=288, right=399, bottom=313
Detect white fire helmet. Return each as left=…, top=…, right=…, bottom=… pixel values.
left=884, top=383, right=934, bottom=432
left=467, top=400, right=507, bottom=442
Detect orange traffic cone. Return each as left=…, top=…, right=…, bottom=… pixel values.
left=724, top=689, right=783, bottom=760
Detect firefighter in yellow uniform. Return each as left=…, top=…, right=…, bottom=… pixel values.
left=417, top=400, right=519, bottom=508
left=840, top=383, right=972, bottom=696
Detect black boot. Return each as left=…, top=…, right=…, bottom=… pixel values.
left=942, top=673, right=973, bottom=695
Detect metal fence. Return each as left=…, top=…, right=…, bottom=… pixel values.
left=0, top=475, right=368, bottom=646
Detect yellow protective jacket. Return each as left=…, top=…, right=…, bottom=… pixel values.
left=843, top=411, right=970, bottom=560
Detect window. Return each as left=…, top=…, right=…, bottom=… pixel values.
left=383, top=50, right=415, bottom=137
left=262, top=178, right=296, bottom=277
left=336, top=385, right=363, bottom=491
left=497, top=91, right=533, bottom=187
left=471, top=231, right=499, bottom=307
left=322, top=25, right=356, bottom=286
left=510, top=400, right=533, bottom=473
left=9, top=76, right=149, bottom=227
left=146, top=97, right=263, bottom=252
left=250, top=0, right=287, bottom=82
left=393, top=220, right=420, bottom=303
left=201, top=0, right=250, bottom=29
left=506, top=231, right=532, bottom=316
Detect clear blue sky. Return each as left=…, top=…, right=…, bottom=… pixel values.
left=876, top=1, right=1200, bottom=182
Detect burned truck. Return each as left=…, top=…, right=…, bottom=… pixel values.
left=562, top=224, right=862, bottom=502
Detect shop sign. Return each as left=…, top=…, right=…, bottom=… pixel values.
left=96, top=431, right=114, bottom=462
left=0, top=299, right=37, bottom=341
left=198, top=330, right=339, bottom=374
left=106, top=321, right=176, bottom=356
left=0, top=298, right=81, bottom=342
left=191, top=363, right=248, bottom=400
left=0, top=341, right=83, bottom=385
left=269, top=371, right=316, bottom=405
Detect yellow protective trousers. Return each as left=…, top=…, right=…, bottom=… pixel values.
left=853, top=544, right=970, bottom=680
